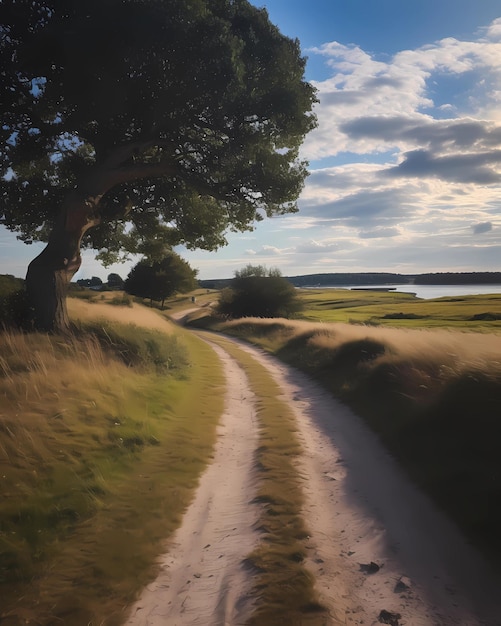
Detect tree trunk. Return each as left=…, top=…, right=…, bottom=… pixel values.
left=24, top=141, right=177, bottom=332
left=26, top=191, right=100, bottom=332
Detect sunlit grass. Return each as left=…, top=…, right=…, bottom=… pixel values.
left=298, top=288, right=501, bottom=330
left=68, top=296, right=177, bottom=333
left=0, top=322, right=224, bottom=625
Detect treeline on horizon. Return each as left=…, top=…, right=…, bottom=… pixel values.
left=3, top=271, right=501, bottom=295
left=200, top=271, right=501, bottom=289
left=415, top=272, right=501, bottom=284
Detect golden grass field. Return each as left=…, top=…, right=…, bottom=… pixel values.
left=1, top=284, right=501, bottom=624
left=0, top=308, right=225, bottom=625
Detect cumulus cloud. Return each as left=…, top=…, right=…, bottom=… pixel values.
left=290, top=18, right=501, bottom=272
left=383, top=149, right=501, bottom=183
left=300, top=185, right=418, bottom=226
left=484, top=17, right=501, bottom=40
left=303, top=26, right=501, bottom=162
left=341, top=116, right=501, bottom=152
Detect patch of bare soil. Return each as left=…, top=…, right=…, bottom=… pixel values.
left=124, top=341, right=260, bottom=626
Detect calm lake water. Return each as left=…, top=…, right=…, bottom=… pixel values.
left=324, top=284, right=501, bottom=300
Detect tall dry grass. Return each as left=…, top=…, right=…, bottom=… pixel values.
left=224, top=317, right=501, bottom=369
left=0, top=322, right=224, bottom=625
left=214, top=317, right=501, bottom=564
left=68, top=297, right=176, bottom=333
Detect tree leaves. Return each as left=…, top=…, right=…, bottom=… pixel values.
left=1, top=0, right=316, bottom=256
left=124, top=252, right=198, bottom=307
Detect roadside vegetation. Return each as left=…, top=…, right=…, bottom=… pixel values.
left=184, top=289, right=501, bottom=567
left=0, top=305, right=224, bottom=625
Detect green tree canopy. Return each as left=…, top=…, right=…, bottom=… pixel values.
left=1, top=0, right=317, bottom=330
left=218, top=264, right=302, bottom=318
left=125, top=252, right=198, bottom=308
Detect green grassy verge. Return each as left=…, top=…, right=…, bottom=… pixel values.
left=0, top=321, right=224, bottom=625
left=204, top=335, right=331, bottom=626
left=297, top=288, right=501, bottom=330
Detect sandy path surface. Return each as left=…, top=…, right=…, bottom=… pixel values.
left=125, top=341, right=260, bottom=626
left=125, top=325, right=501, bottom=626
left=231, top=339, right=501, bottom=626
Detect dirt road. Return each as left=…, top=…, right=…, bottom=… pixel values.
left=125, top=331, right=501, bottom=626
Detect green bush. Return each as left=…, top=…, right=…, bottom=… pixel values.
left=0, top=275, right=27, bottom=326
left=217, top=265, right=303, bottom=319
left=109, top=294, right=133, bottom=307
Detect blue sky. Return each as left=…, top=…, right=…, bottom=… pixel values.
left=2, top=0, right=501, bottom=280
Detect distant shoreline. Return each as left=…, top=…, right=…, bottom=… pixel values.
left=200, top=271, right=501, bottom=290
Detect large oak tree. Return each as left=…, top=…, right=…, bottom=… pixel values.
left=0, top=0, right=316, bottom=331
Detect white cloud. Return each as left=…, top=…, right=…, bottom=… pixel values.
left=245, top=244, right=291, bottom=256
left=483, top=18, right=501, bottom=41
left=304, top=25, right=501, bottom=160
left=278, top=18, right=501, bottom=279
left=294, top=239, right=345, bottom=253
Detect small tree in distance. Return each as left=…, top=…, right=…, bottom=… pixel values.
left=218, top=264, right=302, bottom=319
left=125, top=252, right=198, bottom=309
left=107, top=273, right=124, bottom=289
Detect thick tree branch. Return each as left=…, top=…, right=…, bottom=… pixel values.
left=101, top=138, right=179, bottom=169
left=108, top=160, right=178, bottom=186
left=76, top=158, right=178, bottom=202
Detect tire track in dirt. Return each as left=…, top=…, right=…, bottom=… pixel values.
left=124, top=341, right=260, bottom=626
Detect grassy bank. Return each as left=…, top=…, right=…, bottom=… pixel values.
left=186, top=309, right=501, bottom=567
left=0, top=317, right=224, bottom=625
left=298, top=288, right=501, bottom=330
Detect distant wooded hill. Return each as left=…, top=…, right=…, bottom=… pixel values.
left=200, top=271, right=501, bottom=289
left=414, top=272, right=501, bottom=284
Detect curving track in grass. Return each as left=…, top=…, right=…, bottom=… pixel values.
left=125, top=328, right=501, bottom=626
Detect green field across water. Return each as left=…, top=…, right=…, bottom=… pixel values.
left=297, top=288, right=501, bottom=330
